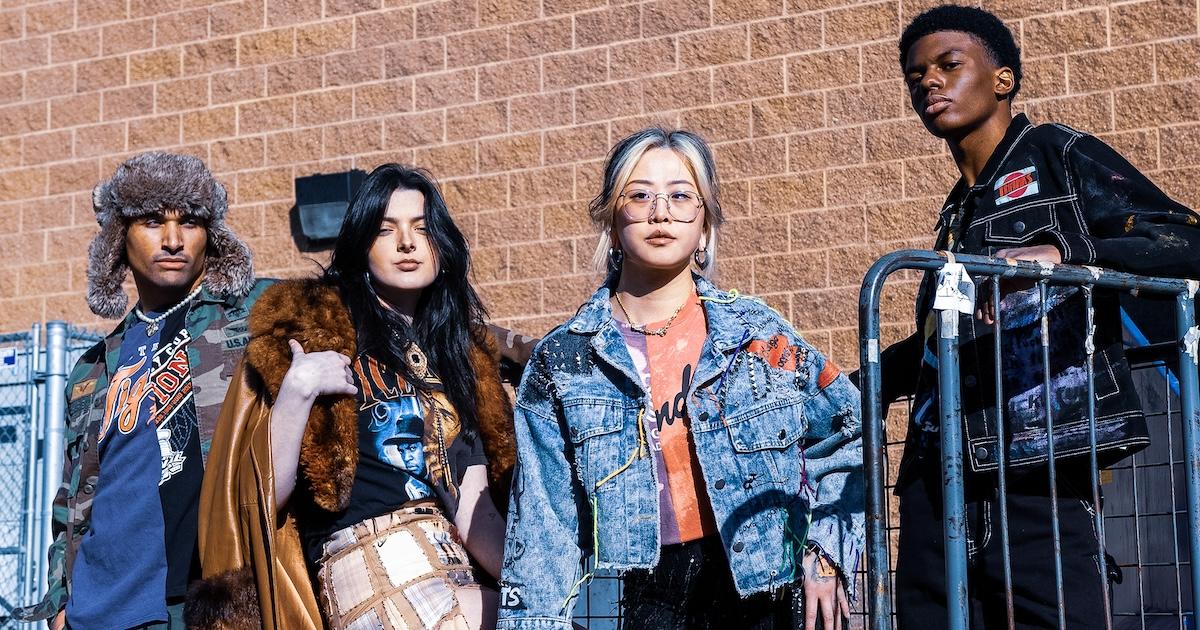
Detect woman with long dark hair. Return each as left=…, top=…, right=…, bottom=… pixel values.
left=497, top=128, right=865, bottom=630
left=189, top=164, right=514, bottom=630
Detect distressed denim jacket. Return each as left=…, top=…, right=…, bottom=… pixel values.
left=497, top=275, right=865, bottom=630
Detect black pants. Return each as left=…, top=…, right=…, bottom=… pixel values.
left=895, top=459, right=1108, bottom=629
left=621, top=536, right=793, bottom=630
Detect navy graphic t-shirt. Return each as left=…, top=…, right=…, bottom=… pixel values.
left=67, top=307, right=203, bottom=629
left=301, top=346, right=486, bottom=565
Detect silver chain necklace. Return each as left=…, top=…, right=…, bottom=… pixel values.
left=134, top=285, right=203, bottom=336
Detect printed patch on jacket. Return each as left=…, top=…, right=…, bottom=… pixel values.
left=817, top=359, right=841, bottom=390
left=746, top=334, right=804, bottom=372
left=994, top=166, right=1039, bottom=206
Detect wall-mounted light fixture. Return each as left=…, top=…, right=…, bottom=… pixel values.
left=294, top=170, right=366, bottom=242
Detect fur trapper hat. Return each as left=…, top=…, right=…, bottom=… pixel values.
left=87, top=152, right=255, bottom=318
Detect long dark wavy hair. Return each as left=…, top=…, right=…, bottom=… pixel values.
left=326, top=163, right=487, bottom=440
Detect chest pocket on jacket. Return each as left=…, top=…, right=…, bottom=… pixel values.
left=724, top=397, right=805, bottom=487
left=981, top=203, right=1060, bottom=246
left=563, top=399, right=633, bottom=494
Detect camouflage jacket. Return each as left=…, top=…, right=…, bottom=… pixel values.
left=15, top=279, right=273, bottom=622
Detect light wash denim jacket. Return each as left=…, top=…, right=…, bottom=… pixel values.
left=497, top=275, right=865, bottom=629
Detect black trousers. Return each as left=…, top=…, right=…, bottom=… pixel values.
left=895, top=459, right=1108, bottom=629
left=621, top=536, right=794, bottom=630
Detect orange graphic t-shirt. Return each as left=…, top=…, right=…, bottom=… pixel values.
left=617, top=290, right=718, bottom=545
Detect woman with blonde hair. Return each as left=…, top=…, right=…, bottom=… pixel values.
left=497, top=127, right=865, bottom=629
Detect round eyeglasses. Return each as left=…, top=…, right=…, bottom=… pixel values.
left=618, top=189, right=704, bottom=223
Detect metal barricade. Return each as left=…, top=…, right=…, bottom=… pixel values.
left=857, top=249, right=1199, bottom=630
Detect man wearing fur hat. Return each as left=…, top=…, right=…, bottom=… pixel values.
left=14, top=152, right=270, bottom=629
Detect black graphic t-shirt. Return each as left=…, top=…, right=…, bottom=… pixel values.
left=301, top=343, right=487, bottom=564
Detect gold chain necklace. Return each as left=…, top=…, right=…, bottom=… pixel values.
left=613, top=291, right=687, bottom=337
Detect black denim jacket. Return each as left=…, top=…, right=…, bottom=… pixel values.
left=881, top=114, right=1200, bottom=480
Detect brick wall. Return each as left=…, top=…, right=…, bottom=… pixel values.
left=1, top=0, right=1198, bottom=372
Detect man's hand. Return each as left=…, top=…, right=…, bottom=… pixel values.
left=49, top=610, right=65, bottom=630
left=803, top=549, right=850, bottom=630
left=977, top=244, right=1064, bottom=324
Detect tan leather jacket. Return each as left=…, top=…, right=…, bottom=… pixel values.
left=186, top=279, right=516, bottom=629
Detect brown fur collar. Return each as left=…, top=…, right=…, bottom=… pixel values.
left=184, top=567, right=261, bottom=629
left=245, top=278, right=515, bottom=513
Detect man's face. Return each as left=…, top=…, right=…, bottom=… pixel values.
left=903, top=30, right=1011, bottom=139
left=124, top=209, right=207, bottom=302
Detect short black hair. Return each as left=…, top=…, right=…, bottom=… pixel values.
left=898, top=4, right=1022, bottom=100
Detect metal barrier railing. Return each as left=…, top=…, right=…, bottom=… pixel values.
left=857, top=249, right=1200, bottom=629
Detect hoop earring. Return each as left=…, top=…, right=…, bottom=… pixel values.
left=693, top=247, right=709, bottom=269
left=608, top=247, right=624, bottom=269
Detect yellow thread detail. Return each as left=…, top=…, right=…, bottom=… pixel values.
left=699, top=289, right=740, bottom=304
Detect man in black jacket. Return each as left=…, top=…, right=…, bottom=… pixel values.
left=884, top=5, right=1200, bottom=628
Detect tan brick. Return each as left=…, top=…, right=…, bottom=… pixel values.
left=238, top=97, right=295, bottom=133
left=791, top=206, right=866, bottom=248
left=414, top=68, right=476, bottom=109
left=447, top=26, right=508, bottom=68
left=864, top=118, right=942, bottom=161
left=750, top=174, right=825, bottom=215
left=1098, top=128, right=1159, bottom=173
left=184, top=38, right=239, bottom=74
left=541, top=201, right=594, bottom=239
left=642, top=0, right=711, bottom=36
left=712, top=136, right=786, bottom=179
left=295, top=87, right=354, bottom=126
left=239, top=28, right=295, bottom=66
left=264, top=59, right=318, bottom=95
left=102, top=18, right=155, bottom=55
left=789, top=126, right=863, bottom=172
left=479, top=59, right=539, bottom=100
left=102, top=85, right=155, bottom=120
left=751, top=93, right=823, bottom=136
left=1112, top=0, right=1196, bottom=46
left=44, top=159, right=96, bottom=197
left=476, top=207, right=539, bottom=247
left=442, top=174, right=507, bottom=213
left=211, top=0, right=265, bottom=37
left=750, top=14, right=822, bottom=59
left=323, top=119, right=383, bottom=157
left=296, top=18, right=354, bottom=57
left=477, top=278, right=541, bottom=317
left=354, top=79, right=414, bottom=118
left=1019, top=56, right=1066, bottom=100
left=78, top=0, right=128, bottom=27
left=574, top=6, right=640, bottom=48
left=1157, top=166, right=1200, bottom=208
left=156, top=76, right=209, bottom=112
left=479, top=0, right=539, bottom=26
left=25, top=64, right=75, bottom=99
left=183, top=106, right=236, bottom=141
left=719, top=0, right=784, bottom=23
left=866, top=198, right=939, bottom=243
left=212, top=67, right=266, bottom=105
left=384, top=39, right=445, bottom=78
left=236, top=167, right=293, bottom=203
left=787, top=47, right=860, bottom=92
left=51, top=28, right=101, bottom=63
left=574, top=81, right=640, bottom=124
left=509, top=16, right=573, bottom=59
left=719, top=214, right=789, bottom=258
left=74, top=122, right=125, bottom=158
left=827, top=82, right=903, bottom=126
left=901, top=155, right=957, bottom=200
left=358, top=10, right=418, bottom=50
left=0, top=101, right=47, bottom=135
left=544, top=48, right=608, bottom=90
left=1115, top=81, right=1200, bottom=130
left=1024, top=9, right=1107, bottom=58
left=511, top=239, right=575, bottom=279
left=824, top=1, right=896, bottom=46
left=446, top=101, right=507, bottom=142
left=325, top=48, right=384, bottom=87
left=545, top=122, right=609, bottom=164
left=714, top=59, right=784, bottom=103
left=679, top=103, right=750, bottom=143
left=267, top=0, right=322, bottom=26
left=130, top=48, right=183, bottom=83
left=156, top=9, right=210, bottom=46
left=383, top=110, right=445, bottom=148
left=480, top=132, right=541, bottom=173
left=1156, top=40, right=1200, bottom=82
left=22, top=130, right=73, bottom=165
left=415, top=142, right=477, bottom=178
left=642, top=68, right=711, bottom=112
left=1068, top=45, right=1154, bottom=93
left=680, top=25, right=748, bottom=69
left=511, top=91, right=573, bottom=132
left=1, top=36, right=47, bottom=71
left=128, top=114, right=181, bottom=148
left=0, top=9, right=20, bottom=42
left=0, top=137, right=18, bottom=170
left=325, top=0, right=380, bottom=15
left=719, top=178, right=750, bottom=219
left=50, top=94, right=100, bottom=129
left=2, top=225, right=49, bottom=261
left=0, top=72, right=20, bottom=105
left=826, top=162, right=902, bottom=207
left=416, top=0, right=477, bottom=36
left=265, top=128, right=322, bottom=164
left=610, top=38, right=676, bottom=81
left=1028, top=92, right=1113, bottom=132
left=25, top=1, right=74, bottom=36
left=754, top=250, right=827, bottom=293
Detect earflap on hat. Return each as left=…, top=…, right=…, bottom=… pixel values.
left=85, top=217, right=132, bottom=319
left=204, top=217, right=255, bottom=299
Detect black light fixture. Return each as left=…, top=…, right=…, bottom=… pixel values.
left=294, top=170, right=366, bottom=242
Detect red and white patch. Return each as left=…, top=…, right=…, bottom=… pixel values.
left=994, top=166, right=1040, bottom=206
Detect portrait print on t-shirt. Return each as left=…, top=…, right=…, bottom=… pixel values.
left=356, top=353, right=435, bottom=501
